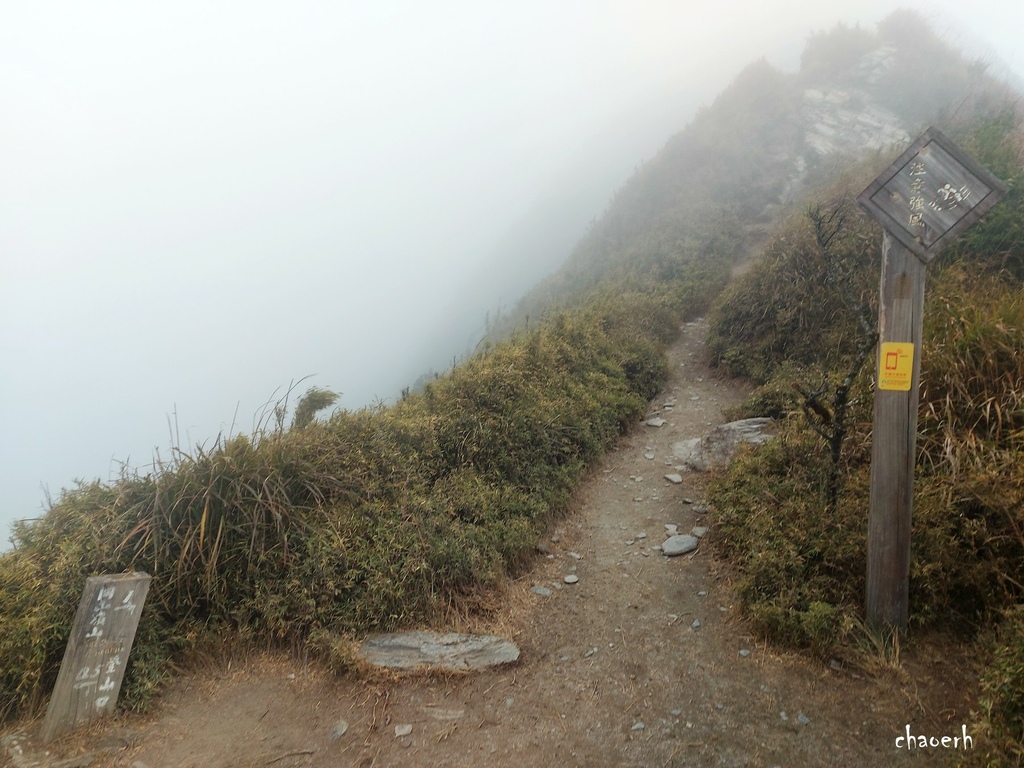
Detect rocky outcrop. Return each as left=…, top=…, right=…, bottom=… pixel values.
left=671, top=418, right=775, bottom=472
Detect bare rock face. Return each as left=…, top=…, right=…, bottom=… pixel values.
left=672, top=418, right=774, bottom=472
left=357, top=632, right=520, bottom=671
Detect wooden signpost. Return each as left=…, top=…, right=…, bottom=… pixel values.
left=41, top=572, right=152, bottom=743
left=857, top=127, right=1007, bottom=631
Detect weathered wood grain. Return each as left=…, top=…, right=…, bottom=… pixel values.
left=857, top=126, right=1007, bottom=263
left=865, top=234, right=926, bottom=631
left=42, top=573, right=152, bottom=743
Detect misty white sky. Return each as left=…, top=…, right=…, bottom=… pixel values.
left=2, top=1, right=1021, bottom=542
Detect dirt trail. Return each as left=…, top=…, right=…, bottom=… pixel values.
left=3, top=319, right=976, bottom=768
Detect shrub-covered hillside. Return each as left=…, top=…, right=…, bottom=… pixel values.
left=706, top=108, right=1024, bottom=765
left=0, top=276, right=717, bottom=721
left=1, top=13, right=1019, bottom=758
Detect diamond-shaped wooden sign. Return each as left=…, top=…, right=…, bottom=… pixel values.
left=857, top=126, right=1008, bottom=263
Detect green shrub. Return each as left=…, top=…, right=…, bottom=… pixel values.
left=0, top=257, right=716, bottom=723
left=971, top=607, right=1024, bottom=766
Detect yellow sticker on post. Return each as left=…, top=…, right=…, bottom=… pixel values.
left=878, top=342, right=915, bottom=391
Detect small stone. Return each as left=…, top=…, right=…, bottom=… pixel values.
left=739, top=649, right=751, bottom=657
left=697, top=590, right=707, bottom=597
left=631, top=721, right=645, bottom=731
left=691, top=526, right=709, bottom=538
left=535, top=540, right=551, bottom=555
left=330, top=719, right=349, bottom=741
left=692, top=505, right=709, bottom=515
left=568, top=551, right=582, bottom=560
left=661, top=535, right=699, bottom=557
left=691, top=619, right=701, bottom=629
left=681, top=498, right=694, bottom=504
left=690, top=395, right=700, bottom=401
left=829, top=658, right=842, bottom=671
left=395, top=724, right=413, bottom=738
left=671, top=709, right=683, bottom=717
left=798, top=713, right=811, bottom=726
left=399, top=737, right=412, bottom=749
left=664, top=473, right=683, bottom=484
left=584, top=647, right=597, bottom=658
left=564, top=575, right=579, bottom=584
left=664, top=524, right=678, bottom=535
left=644, top=452, right=655, bottom=460
left=551, top=535, right=561, bottom=543
left=645, top=417, right=666, bottom=427
left=636, top=532, right=647, bottom=539
left=625, top=539, right=635, bottom=546
left=531, top=585, right=552, bottom=597
left=780, top=711, right=788, bottom=721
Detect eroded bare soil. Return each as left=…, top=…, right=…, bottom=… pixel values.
left=2, top=319, right=979, bottom=768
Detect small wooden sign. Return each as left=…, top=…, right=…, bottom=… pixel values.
left=41, top=573, right=152, bottom=743
left=857, top=126, right=1008, bottom=263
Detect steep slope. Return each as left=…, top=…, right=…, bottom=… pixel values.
left=504, top=12, right=1012, bottom=329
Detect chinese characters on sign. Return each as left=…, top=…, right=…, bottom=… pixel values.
left=42, top=573, right=151, bottom=743
left=891, top=149, right=977, bottom=241
left=857, top=127, right=1007, bottom=263
left=908, top=160, right=927, bottom=229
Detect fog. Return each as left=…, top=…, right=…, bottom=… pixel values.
left=2, top=1, right=1021, bottom=543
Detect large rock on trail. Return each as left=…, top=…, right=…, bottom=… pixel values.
left=671, top=418, right=774, bottom=471
left=357, top=631, right=520, bottom=671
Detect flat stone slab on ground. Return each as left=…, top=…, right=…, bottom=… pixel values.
left=357, top=631, right=520, bottom=671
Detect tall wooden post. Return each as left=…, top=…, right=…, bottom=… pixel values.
left=865, top=233, right=926, bottom=629
left=857, top=127, right=1006, bottom=632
